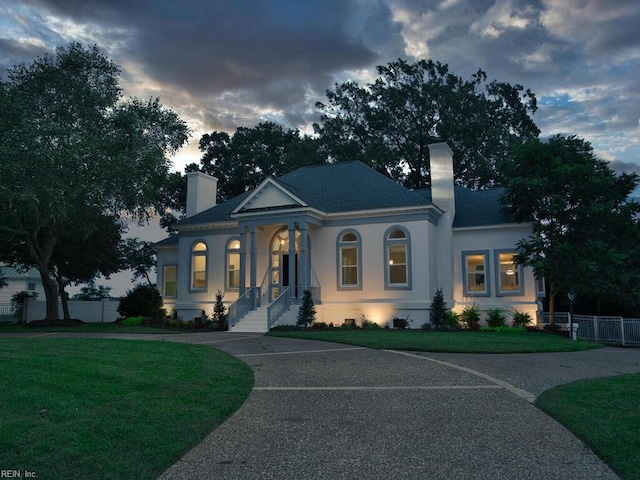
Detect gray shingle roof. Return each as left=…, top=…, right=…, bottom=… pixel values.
left=274, top=161, right=428, bottom=212
left=452, top=187, right=514, bottom=228
left=170, top=162, right=516, bottom=235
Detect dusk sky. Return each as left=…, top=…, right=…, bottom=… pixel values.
left=2, top=0, right=639, bottom=175
left=2, top=0, right=640, bottom=293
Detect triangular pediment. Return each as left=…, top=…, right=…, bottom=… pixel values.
left=232, top=177, right=307, bottom=214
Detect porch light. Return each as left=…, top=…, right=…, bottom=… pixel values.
left=389, top=259, right=394, bottom=265
left=505, top=269, right=515, bottom=276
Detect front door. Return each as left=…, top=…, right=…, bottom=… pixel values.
left=282, top=253, right=299, bottom=298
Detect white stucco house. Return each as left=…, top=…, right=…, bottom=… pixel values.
left=155, top=143, right=542, bottom=332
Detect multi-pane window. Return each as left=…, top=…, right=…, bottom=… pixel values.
left=385, top=227, right=410, bottom=289
left=495, top=250, right=523, bottom=295
left=190, top=241, right=207, bottom=290
left=163, top=265, right=177, bottom=297
left=226, top=238, right=240, bottom=289
left=337, top=230, right=361, bottom=289
left=463, top=251, right=489, bottom=296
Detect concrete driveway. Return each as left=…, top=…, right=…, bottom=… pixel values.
left=6, top=330, right=639, bottom=479
left=154, top=333, right=639, bottom=479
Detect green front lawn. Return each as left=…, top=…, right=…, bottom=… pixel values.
left=0, top=339, right=253, bottom=480
left=536, top=374, right=640, bottom=480
left=0, top=322, right=184, bottom=334
left=268, top=328, right=601, bottom=353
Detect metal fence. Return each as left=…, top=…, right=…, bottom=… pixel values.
left=541, top=313, right=640, bottom=347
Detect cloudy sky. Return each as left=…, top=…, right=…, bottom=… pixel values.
left=2, top=0, right=639, bottom=173
left=2, top=0, right=639, bottom=293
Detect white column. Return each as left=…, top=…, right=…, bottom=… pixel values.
left=250, top=225, right=257, bottom=309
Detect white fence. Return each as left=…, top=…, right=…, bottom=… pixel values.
left=24, top=299, right=120, bottom=323
left=541, top=313, right=640, bottom=347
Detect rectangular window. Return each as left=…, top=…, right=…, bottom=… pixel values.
left=27, top=282, right=36, bottom=291
left=163, top=265, right=177, bottom=297
left=389, top=244, right=408, bottom=285
left=340, top=246, right=359, bottom=286
left=463, top=251, right=490, bottom=296
left=227, top=252, right=240, bottom=289
left=191, top=255, right=206, bottom=289
left=495, top=250, right=523, bottom=296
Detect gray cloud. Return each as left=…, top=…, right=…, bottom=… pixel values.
left=1, top=0, right=639, bottom=170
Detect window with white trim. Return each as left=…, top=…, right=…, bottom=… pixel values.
left=462, top=251, right=490, bottom=296
left=163, top=265, right=177, bottom=297
left=226, top=238, right=241, bottom=290
left=495, top=250, right=523, bottom=296
left=337, top=229, right=361, bottom=289
left=385, top=227, right=411, bottom=289
left=190, top=241, right=207, bottom=290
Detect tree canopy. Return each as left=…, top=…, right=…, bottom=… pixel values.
left=314, top=58, right=539, bottom=189
left=0, top=43, right=190, bottom=320
left=198, top=121, right=325, bottom=202
left=500, top=135, right=640, bottom=319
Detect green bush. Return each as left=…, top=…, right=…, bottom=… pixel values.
left=512, top=310, right=532, bottom=327
left=118, top=284, right=165, bottom=319
left=297, top=290, right=316, bottom=327
left=122, top=316, right=144, bottom=326
left=445, top=310, right=460, bottom=330
left=486, top=308, right=507, bottom=328
left=460, top=304, right=481, bottom=330
left=212, top=290, right=228, bottom=330
left=429, top=287, right=447, bottom=330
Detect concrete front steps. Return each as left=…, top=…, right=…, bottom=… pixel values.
left=230, top=305, right=269, bottom=333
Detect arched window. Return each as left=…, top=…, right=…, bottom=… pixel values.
left=337, top=229, right=361, bottom=289
left=384, top=226, right=411, bottom=289
left=226, top=238, right=241, bottom=290
left=190, top=241, right=207, bottom=291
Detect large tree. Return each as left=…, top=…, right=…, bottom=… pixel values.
left=0, top=43, right=189, bottom=320
left=198, top=122, right=325, bottom=201
left=500, top=135, right=640, bottom=321
left=314, top=59, right=539, bottom=189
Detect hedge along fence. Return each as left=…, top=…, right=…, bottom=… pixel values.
left=23, top=299, right=120, bottom=323
left=541, top=312, right=640, bottom=347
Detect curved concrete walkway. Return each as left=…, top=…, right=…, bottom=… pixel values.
left=7, top=331, right=639, bottom=479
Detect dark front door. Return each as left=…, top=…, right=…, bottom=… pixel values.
left=282, top=253, right=299, bottom=298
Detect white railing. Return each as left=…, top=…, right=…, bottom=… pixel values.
left=259, top=269, right=269, bottom=308
left=228, top=288, right=253, bottom=329
left=541, top=313, right=640, bottom=347
left=309, top=267, right=321, bottom=304
left=267, top=287, right=290, bottom=330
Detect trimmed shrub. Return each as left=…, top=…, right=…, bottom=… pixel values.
left=486, top=308, right=507, bottom=328
left=212, top=290, right=228, bottom=330
left=122, top=316, right=144, bottom=326
left=297, top=289, right=316, bottom=327
left=118, top=284, right=164, bottom=319
left=460, top=304, right=481, bottom=330
left=512, top=310, right=532, bottom=327
left=445, top=310, right=460, bottom=330
left=429, top=288, right=447, bottom=330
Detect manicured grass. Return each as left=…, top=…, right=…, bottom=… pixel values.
left=0, top=339, right=254, bottom=480
left=0, top=322, right=184, bottom=334
left=536, top=374, right=640, bottom=480
left=268, top=328, right=601, bottom=353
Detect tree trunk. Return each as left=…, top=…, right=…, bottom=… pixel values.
left=38, top=263, right=59, bottom=321
left=56, top=271, right=71, bottom=320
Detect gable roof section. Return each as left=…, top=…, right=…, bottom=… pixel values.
left=452, top=187, right=515, bottom=228
left=233, top=177, right=307, bottom=214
